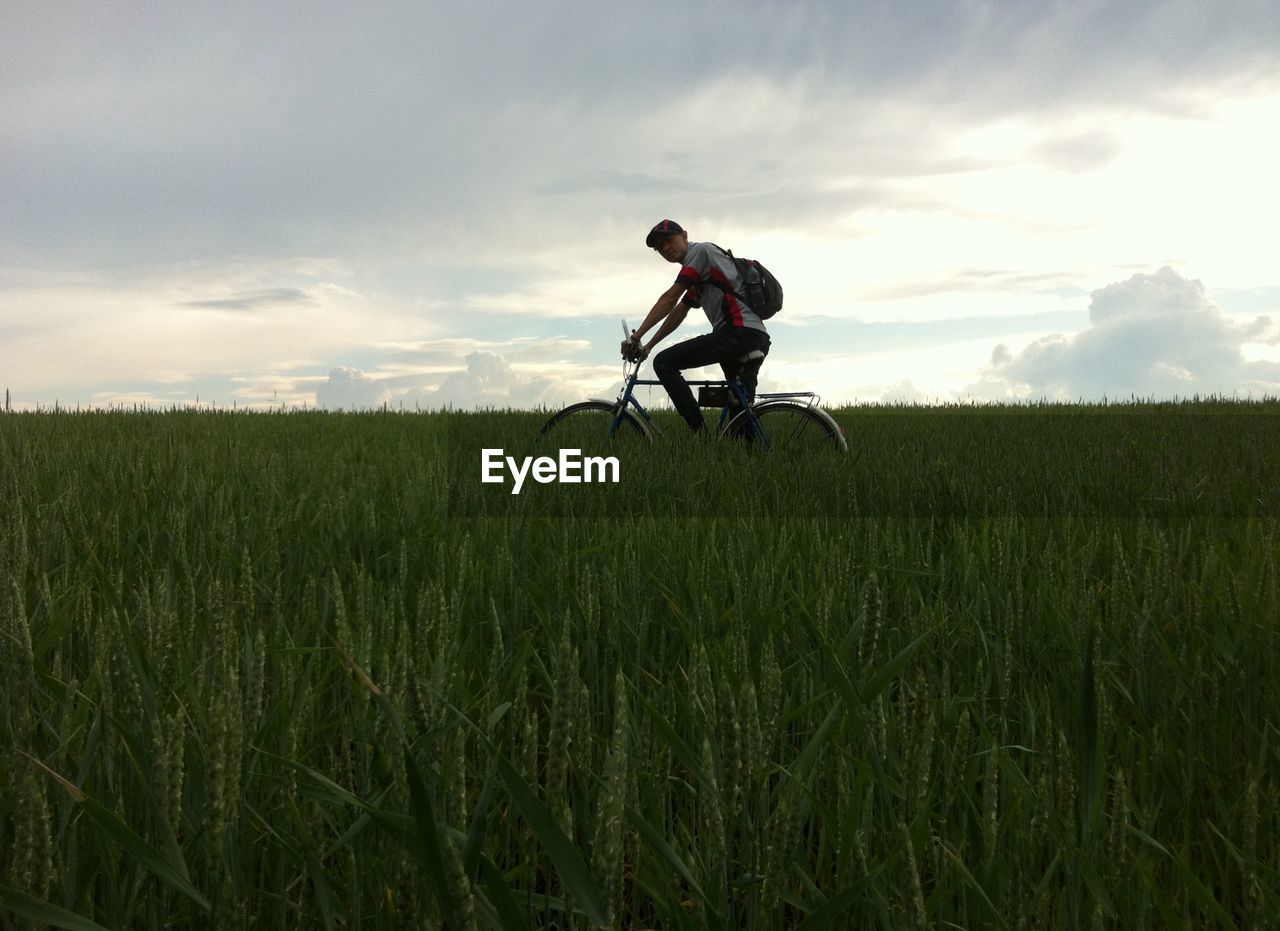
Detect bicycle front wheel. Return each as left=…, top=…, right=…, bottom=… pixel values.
left=539, top=401, right=651, bottom=453
left=726, top=401, right=847, bottom=453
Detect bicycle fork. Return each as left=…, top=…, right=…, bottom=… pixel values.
left=609, top=362, right=654, bottom=439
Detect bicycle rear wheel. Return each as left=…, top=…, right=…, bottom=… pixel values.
left=726, top=401, right=847, bottom=453
left=539, top=401, right=651, bottom=453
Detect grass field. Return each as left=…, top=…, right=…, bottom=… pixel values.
left=1, top=403, right=1277, bottom=929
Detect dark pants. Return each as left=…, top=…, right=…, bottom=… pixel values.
left=653, top=327, right=771, bottom=430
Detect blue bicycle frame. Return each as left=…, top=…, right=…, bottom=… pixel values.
left=606, top=360, right=821, bottom=449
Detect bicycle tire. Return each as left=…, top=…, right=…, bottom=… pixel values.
left=539, top=400, right=651, bottom=451
left=725, top=401, right=847, bottom=453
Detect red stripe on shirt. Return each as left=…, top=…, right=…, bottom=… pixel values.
left=709, top=268, right=745, bottom=327
left=708, top=267, right=734, bottom=291
left=726, top=293, right=745, bottom=326
left=676, top=265, right=699, bottom=285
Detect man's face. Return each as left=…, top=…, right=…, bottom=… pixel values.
left=652, top=232, right=689, bottom=264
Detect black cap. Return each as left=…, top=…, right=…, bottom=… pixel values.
left=646, top=219, right=685, bottom=247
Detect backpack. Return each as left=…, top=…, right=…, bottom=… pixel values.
left=715, top=245, right=784, bottom=319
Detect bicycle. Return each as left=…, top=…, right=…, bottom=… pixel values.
left=539, top=322, right=848, bottom=453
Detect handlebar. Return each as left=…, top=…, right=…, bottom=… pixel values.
left=620, top=318, right=644, bottom=363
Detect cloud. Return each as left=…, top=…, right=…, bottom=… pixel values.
left=5, top=1, right=1277, bottom=274
left=402, top=351, right=579, bottom=411
left=860, top=269, right=1083, bottom=302
left=877, top=380, right=933, bottom=404
left=377, top=336, right=593, bottom=368
left=538, top=171, right=713, bottom=198
left=5, top=3, right=1280, bottom=409
left=1030, top=129, right=1124, bottom=174
left=179, top=287, right=314, bottom=312
left=966, top=267, right=1280, bottom=400
left=315, top=366, right=391, bottom=410
left=311, top=352, right=587, bottom=412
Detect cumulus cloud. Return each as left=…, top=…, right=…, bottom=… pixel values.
left=967, top=267, right=1280, bottom=400
left=311, top=352, right=584, bottom=412
left=403, top=351, right=578, bottom=411
left=877, top=380, right=935, bottom=405
left=315, top=366, right=391, bottom=410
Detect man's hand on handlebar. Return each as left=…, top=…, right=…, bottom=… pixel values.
left=621, top=336, right=649, bottom=363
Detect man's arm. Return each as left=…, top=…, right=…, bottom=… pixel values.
left=634, top=281, right=687, bottom=342
left=643, top=300, right=690, bottom=355
left=624, top=281, right=689, bottom=358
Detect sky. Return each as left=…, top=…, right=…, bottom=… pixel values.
left=4, top=0, right=1280, bottom=411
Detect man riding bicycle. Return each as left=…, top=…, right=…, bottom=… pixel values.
left=621, top=220, right=771, bottom=434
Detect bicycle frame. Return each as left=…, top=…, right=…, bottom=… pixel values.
left=604, top=360, right=823, bottom=449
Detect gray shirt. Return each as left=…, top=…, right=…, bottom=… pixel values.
left=675, top=242, right=768, bottom=333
